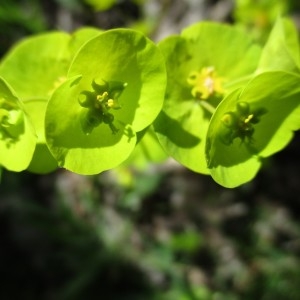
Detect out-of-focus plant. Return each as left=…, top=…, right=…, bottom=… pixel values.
left=84, top=0, right=117, bottom=11
left=0, top=0, right=47, bottom=56
left=233, top=0, right=290, bottom=43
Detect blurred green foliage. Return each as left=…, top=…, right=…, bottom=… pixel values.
left=0, top=0, right=46, bottom=56
left=233, top=0, right=300, bottom=43
left=84, top=0, right=117, bottom=11
left=2, top=150, right=300, bottom=299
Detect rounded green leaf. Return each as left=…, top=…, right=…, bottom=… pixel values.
left=206, top=71, right=300, bottom=187
left=0, top=32, right=71, bottom=100
left=181, top=22, right=262, bottom=79
left=154, top=22, right=261, bottom=174
left=45, top=76, right=137, bottom=175
left=68, top=27, right=102, bottom=55
left=0, top=77, right=36, bottom=171
left=257, top=17, right=300, bottom=73
left=45, top=29, right=166, bottom=175
left=68, top=28, right=166, bottom=132
left=0, top=28, right=102, bottom=101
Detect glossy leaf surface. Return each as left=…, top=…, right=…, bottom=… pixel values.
left=0, top=78, right=36, bottom=171
left=45, top=29, right=166, bottom=174
left=68, top=28, right=166, bottom=132
left=206, top=71, right=300, bottom=187
left=45, top=76, right=137, bottom=174
left=257, top=17, right=300, bottom=73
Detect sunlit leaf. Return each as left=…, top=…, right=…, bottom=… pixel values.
left=0, top=77, right=36, bottom=171
left=0, top=27, right=102, bottom=101
left=45, top=29, right=166, bottom=174
left=68, top=28, right=166, bottom=132
left=0, top=28, right=102, bottom=174
left=257, top=17, right=300, bottom=73
left=45, top=76, right=136, bottom=174
left=0, top=32, right=70, bottom=100
left=206, top=71, right=300, bottom=187
left=84, top=0, right=116, bottom=11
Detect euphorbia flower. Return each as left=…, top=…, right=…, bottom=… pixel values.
left=45, top=29, right=166, bottom=175
left=206, top=17, right=300, bottom=187
left=154, top=21, right=262, bottom=174
left=206, top=71, right=300, bottom=187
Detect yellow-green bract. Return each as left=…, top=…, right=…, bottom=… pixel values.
left=154, top=21, right=262, bottom=175
left=45, top=28, right=166, bottom=175
left=205, top=17, right=300, bottom=187
left=0, top=78, right=36, bottom=171
left=206, top=71, right=300, bottom=188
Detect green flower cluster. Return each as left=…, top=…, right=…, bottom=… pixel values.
left=1, top=17, right=300, bottom=187
left=220, top=102, right=267, bottom=146
left=78, top=79, right=127, bottom=135
left=0, top=27, right=166, bottom=175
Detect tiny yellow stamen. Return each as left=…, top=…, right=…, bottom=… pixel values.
left=244, top=114, right=254, bottom=123
left=97, top=91, right=109, bottom=102
left=48, top=76, right=66, bottom=96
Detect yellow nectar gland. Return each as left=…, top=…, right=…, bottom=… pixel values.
left=48, top=76, right=66, bottom=96
left=187, top=66, right=224, bottom=100
left=96, top=91, right=108, bottom=102
left=107, top=99, right=115, bottom=108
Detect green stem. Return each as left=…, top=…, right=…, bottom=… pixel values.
left=199, top=100, right=216, bottom=115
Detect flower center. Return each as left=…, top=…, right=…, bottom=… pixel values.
left=78, top=79, right=127, bottom=135
left=220, top=101, right=267, bottom=145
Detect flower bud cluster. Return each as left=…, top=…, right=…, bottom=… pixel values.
left=220, top=101, right=267, bottom=145
left=78, top=79, right=127, bottom=135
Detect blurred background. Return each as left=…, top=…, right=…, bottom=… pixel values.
left=1, top=0, right=300, bottom=299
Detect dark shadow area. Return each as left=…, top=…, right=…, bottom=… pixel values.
left=154, top=110, right=201, bottom=148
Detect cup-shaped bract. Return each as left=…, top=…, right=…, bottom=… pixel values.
left=206, top=71, right=300, bottom=188
left=0, top=78, right=36, bottom=171
left=154, top=21, right=261, bottom=174
left=0, top=28, right=102, bottom=101
left=45, top=29, right=166, bottom=175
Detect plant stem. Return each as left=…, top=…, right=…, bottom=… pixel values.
left=199, top=100, right=216, bottom=115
